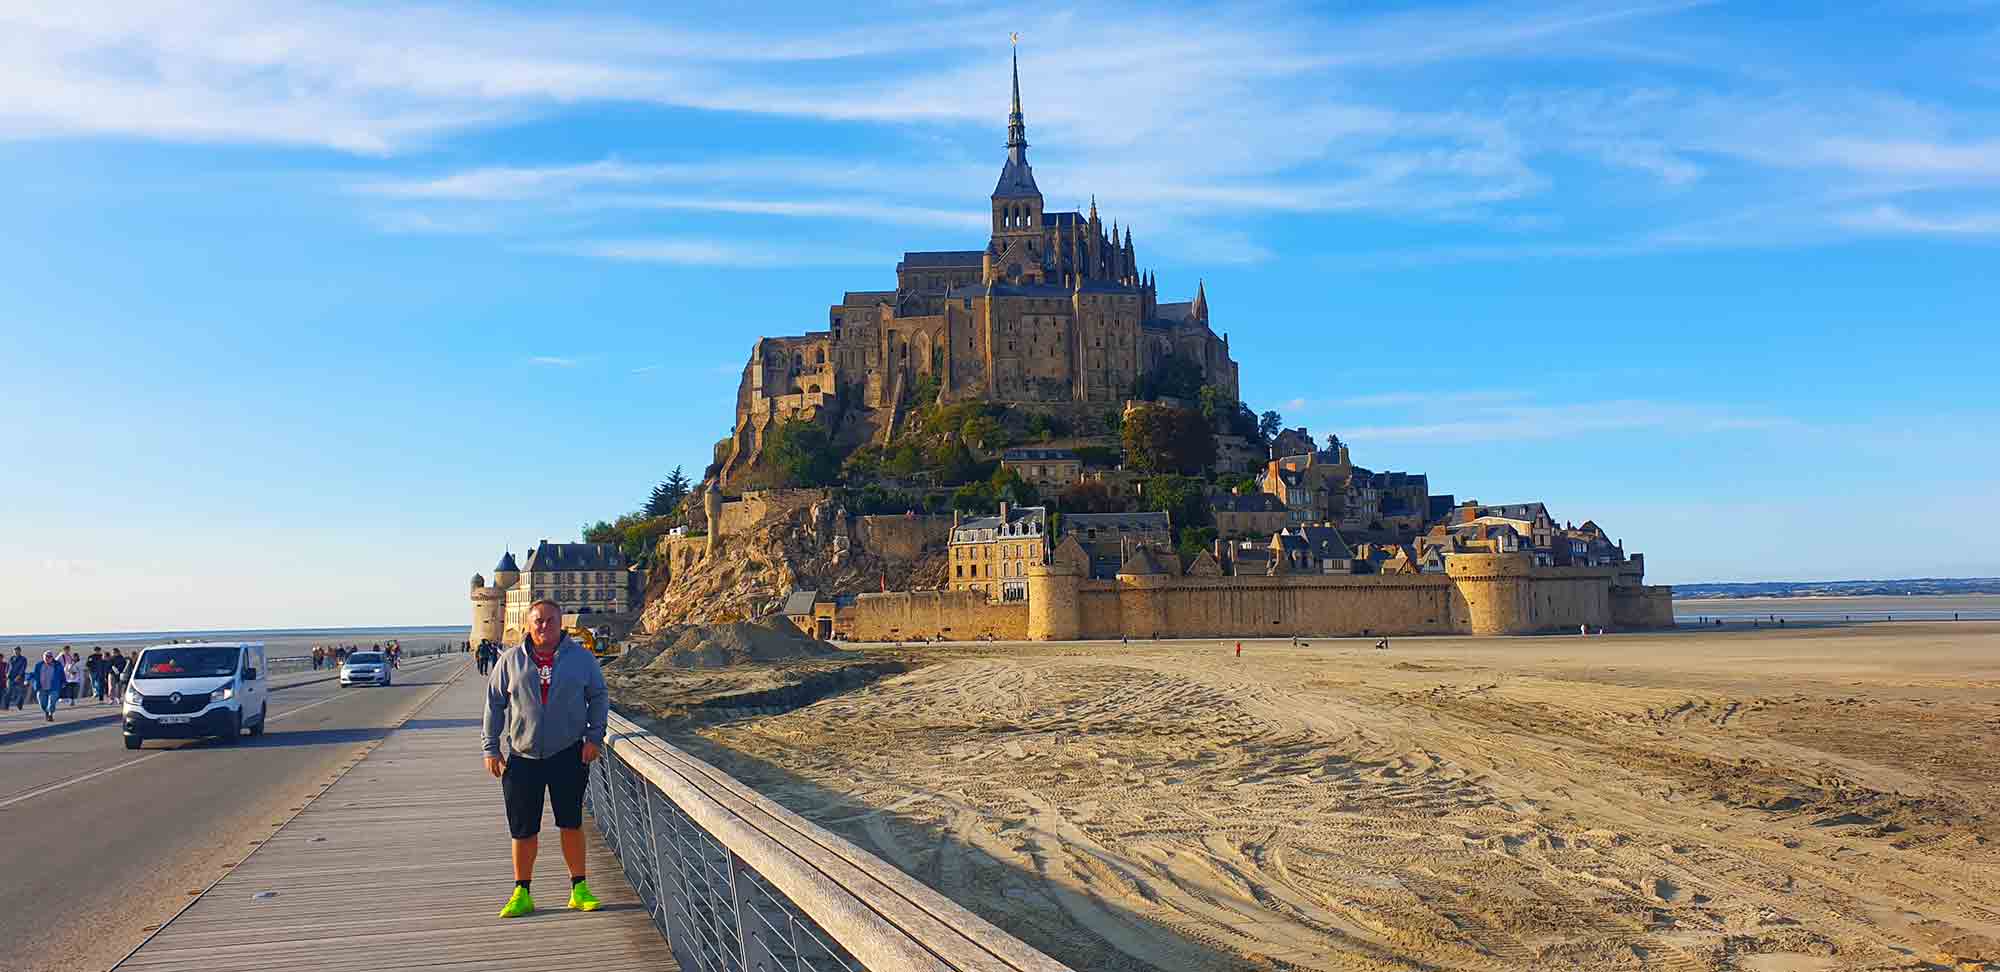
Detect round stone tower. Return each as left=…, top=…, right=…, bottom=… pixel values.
left=1026, top=536, right=1086, bottom=640
left=1445, top=552, right=1534, bottom=635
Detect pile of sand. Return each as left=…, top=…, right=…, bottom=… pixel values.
left=615, top=615, right=839, bottom=673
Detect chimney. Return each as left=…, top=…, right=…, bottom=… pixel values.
left=999, top=501, right=1010, bottom=524
left=1457, top=503, right=1478, bottom=524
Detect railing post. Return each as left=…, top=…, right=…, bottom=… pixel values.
left=729, top=850, right=756, bottom=972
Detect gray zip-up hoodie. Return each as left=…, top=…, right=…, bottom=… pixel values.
left=482, top=636, right=608, bottom=759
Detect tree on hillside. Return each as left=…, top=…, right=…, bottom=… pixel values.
left=1057, top=480, right=1122, bottom=514
left=1140, top=474, right=1212, bottom=538
left=961, top=412, right=1006, bottom=451
left=990, top=465, right=1039, bottom=507
left=927, top=437, right=985, bottom=485
left=583, top=520, right=619, bottom=544
left=1198, top=385, right=1224, bottom=423
left=769, top=419, right=841, bottom=488
left=1132, top=354, right=1205, bottom=402
left=1122, top=405, right=1216, bottom=475
left=951, top=481, right=997, bottom=514
left=1177, top=525, right=1219, bottom=563
left=645, top=466, right=691, bottom=517
left=1258, top=410, right=1283, bottom=444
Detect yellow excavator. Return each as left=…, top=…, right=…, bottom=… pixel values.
left=567, top=624, right=620, bottom=663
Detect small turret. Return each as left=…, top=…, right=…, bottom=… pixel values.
left=493, top=551, right=521, bottom=590
left=1192, top=279, right=1208, bottom=323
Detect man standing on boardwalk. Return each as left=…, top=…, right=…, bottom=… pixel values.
left=483, top=598, right=607, bottom=918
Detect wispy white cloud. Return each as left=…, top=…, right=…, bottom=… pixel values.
left=527, top=356, right=577, bottom=367
left=10, top=0, right=1999, bottom=263
left=541, top=238, right=878, bottom=268
left=1341, top=400, right=1797, bottom=444
left=1328, top=390, right=1533, bottom=409
left=1836, top=203, right=2000, bottom=236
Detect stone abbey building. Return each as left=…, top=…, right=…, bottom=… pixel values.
left=723, top=51, right=1239, bottom=484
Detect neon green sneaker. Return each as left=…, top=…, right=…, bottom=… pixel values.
left=567, top=880, right=601, bottom=912
left=498, top=886, right=535, bottom=918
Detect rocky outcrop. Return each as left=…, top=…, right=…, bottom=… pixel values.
left=636, top=496, right=945, bottom=631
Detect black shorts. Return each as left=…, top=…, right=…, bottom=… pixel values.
left=500, top=741, right=589, bottom=839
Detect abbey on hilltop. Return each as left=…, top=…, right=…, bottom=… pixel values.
left=722, top=48, right=1238, bottom=485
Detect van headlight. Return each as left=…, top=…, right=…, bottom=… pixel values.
left=210, top=685, right=233, bottom=702
left=125, top=686, right=142, bottom=705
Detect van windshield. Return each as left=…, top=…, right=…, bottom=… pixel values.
left=347, top=652, right=384, bottom=664
left=133, top=647, right=240, bottom=679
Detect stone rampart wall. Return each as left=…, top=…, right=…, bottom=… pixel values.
left=653, top=535, right=707, bottom=582
left=717, top=488, right=832, bottom=537
left=855, top=514, right=951, bottom=562
left=847, top=590, right=1029, bottom=641
left=842, top=555, right=1666, bottom=641
left=1611, top=585, right=1677, bottom=629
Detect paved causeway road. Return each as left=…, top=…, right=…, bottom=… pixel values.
left=0, top=655, right=472, bottom=972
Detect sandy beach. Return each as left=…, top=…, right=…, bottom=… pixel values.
left=627, top=623, right=2000, bottom=971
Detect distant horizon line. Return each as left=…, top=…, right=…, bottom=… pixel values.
left=1, top=622, right=470, bottom=642
left=1676, top=576, right=1998, bottom=587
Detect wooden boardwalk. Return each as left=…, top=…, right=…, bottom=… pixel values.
left=116, top=662, right=677, bottom=972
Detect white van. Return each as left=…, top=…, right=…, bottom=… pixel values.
left=122, top=642, right=268, bottom=750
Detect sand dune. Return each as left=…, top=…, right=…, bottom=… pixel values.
left=663, top=624, right=2000, bottom=971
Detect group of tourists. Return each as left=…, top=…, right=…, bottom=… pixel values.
left=474, top=639, right=502, bottom=676
left=5, top=645, right=134, bottom=721
left=311, top=642, right=404, bottom=670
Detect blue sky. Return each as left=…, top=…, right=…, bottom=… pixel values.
left=4, top=1, right=1997, bottom=633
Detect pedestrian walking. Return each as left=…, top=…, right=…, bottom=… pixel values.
left=1234, top=641, right=1241, bottom=658
left=483, top=598, right=607, bottom=918
left=87, top=647, right=108, bottom=703
left=6, top=647, right=27, bottom=710
left=33, top=651, right=65, bottom=721
left=63, top=648, right=83, bottom=706
left=110, top=648, right=129, bottom=699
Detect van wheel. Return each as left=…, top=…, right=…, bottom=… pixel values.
left=124, top=734, right=142, bottom=750
left=220, top=712, right=242, bottom=745
left=249, top=705, right=267, bottom=736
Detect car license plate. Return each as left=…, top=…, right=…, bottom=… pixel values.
left=157, top=715, right=191, bottom=724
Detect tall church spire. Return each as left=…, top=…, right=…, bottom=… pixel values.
left=991, top=35, right=1041, bottom=201
left=1006, top=37, right=1028, bottom=163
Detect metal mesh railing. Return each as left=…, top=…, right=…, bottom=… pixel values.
left=587, top=741, right=864, bottom=972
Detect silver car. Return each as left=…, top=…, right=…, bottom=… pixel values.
left=339, top=651, right=392, bottom=687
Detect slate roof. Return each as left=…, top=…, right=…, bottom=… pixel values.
left=1041, top=211, right=1084, bottom=227
left=1118, top=544, right=1168, bottom=575
left=898, top=250, right=985, bottom=269
left=841, top=290, right=895, bottom=304
left=1002, top=448, right=1078, bottom=462
left=523, top=542, right=625, bottom=573
left=1491, top=502, right=1551, bottom=521
left=781, top=590, right=818, bottom=616
left=944, top=280, right=1142, bottom=299
left=954, top=505, right=1048, bottom=535
left=1293, top=524, right=1354, bottom=560
left=1064, top=511, right=1171, bottom=534
left=992, top=157, right=1041, bottom=198
left=494, top=551, right=520, bottom=574
left=1212, top=492, right=1286, bottom=514
left=1155, top=301, right=1194, bottom=323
